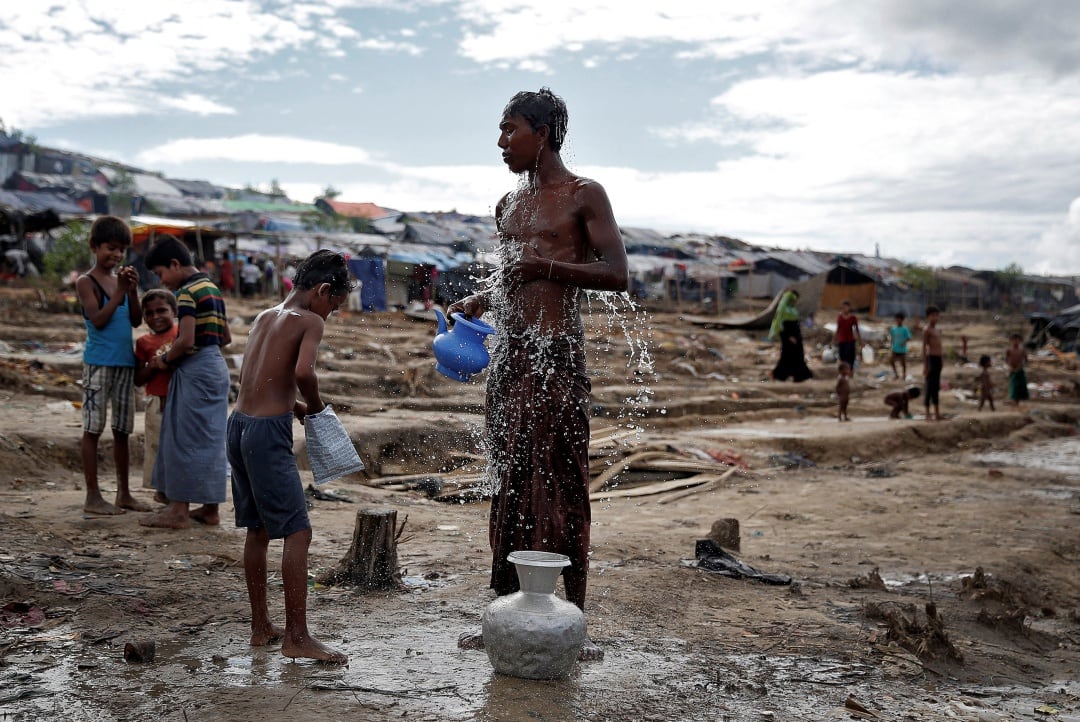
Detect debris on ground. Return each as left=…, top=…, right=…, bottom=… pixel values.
left=689, top=539, right=791, bottom=585
left=864, top=600, right=964, bottom=663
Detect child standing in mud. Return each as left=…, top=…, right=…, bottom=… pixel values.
left=836, top=361, right=852, bottom=421
left=1005, top=333, right=1030, bottom=408
left=922, top=305, right=944, bottom=421
left=888, top=312, right=912, bottom=379
left=140, top=237, right=231, bottom=529
left=76, top=216, right=150, bottom=515
left=977, top=354, right=995, bottom=411
left=448, top=88, right=628, bottom=661
left=227, top=250, right=351, bottom=663
left=134, top=289, right=179, bottom=499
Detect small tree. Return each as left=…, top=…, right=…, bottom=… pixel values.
left=42, top=220, right=92, bottom=280
left=321, top=184, right=342, bottom=199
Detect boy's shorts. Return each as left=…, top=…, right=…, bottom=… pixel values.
left=890, top=350, right=906, bottom=362
left=227, top=410, right=310, bottom=540
left=81, top=364, right=135, bottom=436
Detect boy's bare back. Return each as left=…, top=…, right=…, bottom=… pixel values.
left=236, top=302, right=324, bottom=418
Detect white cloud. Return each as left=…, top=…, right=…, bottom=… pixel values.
left=1034, top=198, right=1080, bottom=276
left=136, top=135, right=377, bottom=166
left=0, top=2, right=400, bottom=127
left=158, top=94, right=237, bottom=117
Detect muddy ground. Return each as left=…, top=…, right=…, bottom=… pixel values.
left=0, top=287, right=1078, bottom=721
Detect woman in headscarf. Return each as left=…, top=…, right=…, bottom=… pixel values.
left=770, top=289, right=813, bottom=382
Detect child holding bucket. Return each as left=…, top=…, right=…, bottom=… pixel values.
left=227, top=249, right=353, bottom=663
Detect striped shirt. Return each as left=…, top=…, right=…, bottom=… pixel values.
left=176, top=272, right=228, bottom=350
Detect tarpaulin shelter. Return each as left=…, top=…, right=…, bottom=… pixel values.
left=0, top=190, right=86, bottom=235
left=347, top=256, right=387, bottom=311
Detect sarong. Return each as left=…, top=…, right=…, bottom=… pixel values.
left=1008, top=368, right=1030, bottom=401
left=152, top=346, right=230, bottom=504
left=924, top=355, right=942, bottom=407
left=771, top=321, right=813, bottom=382
left=485, top=332, right=592, bottom=609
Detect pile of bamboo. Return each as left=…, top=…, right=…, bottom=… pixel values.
left=366, top=426, right=752, bottom=504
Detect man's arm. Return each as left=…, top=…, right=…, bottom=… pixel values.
left=534, top=181, right=629, bottom=292
left=295, top=317, right=325, bottom=417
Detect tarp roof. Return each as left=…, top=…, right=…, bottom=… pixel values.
left=317, top=199, right=396, bottom=219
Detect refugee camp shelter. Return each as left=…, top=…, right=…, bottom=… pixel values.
left=799, top=264, right=878, bottom=315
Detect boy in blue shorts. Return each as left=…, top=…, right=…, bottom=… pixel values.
left=228, top=250, right=351, bottom=663
left=76, top=216, right=150, bottom=515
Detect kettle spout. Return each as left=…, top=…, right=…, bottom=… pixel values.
left=434, top=308, right=447, bottom=335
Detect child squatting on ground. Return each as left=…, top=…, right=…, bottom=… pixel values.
left=134, top=289, right=179, bottom=499
left=76, top=215, right=151, bottom=515
left=977, top=354, right=995, bottom=411
left=140, top=237, right=232, bottom=529
left=227, top=249, right=352, bottom=663
left=885, top=387, right=921, bottom=419
left=836, top=361, right=851, bottom=421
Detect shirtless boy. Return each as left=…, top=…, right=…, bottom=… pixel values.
left=227, top=250, right=351, bottom=663
left=449, top=88, right=628, bottom=660
left=1005, top=333, right=1030, bottom=408
left=885, top=387, right=920, bottom=419
left=836, top=361, right=851, bottom=421
left=922, top=305, right=943, bottom=421
left=977, top=354, right=995, bottom=411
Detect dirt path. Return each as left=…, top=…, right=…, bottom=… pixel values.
left=1, top=290, right=1078, bottom=721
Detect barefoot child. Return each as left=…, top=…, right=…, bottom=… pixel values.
left=888, top=312, right=912, bottom=379
left=922, top=305, right=943, bottom=421
left=140, top=237, right=231, bottom=529
left=977, top=354, right=995, bottom=411
left=885, top=387, right=920, bottom=419
left=227, top=249, right=350, bottom=663
left=76, top=216, right=150, bottom=515
left=1005, top=333, right=1030, bottom=408
left=836, top=361, right=851, bottom=421
left=133, top=290, right=179, bottom=498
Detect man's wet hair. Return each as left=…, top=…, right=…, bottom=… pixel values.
left=294, top=250, right=354, bottom=296
left=89, top=215, right=132, bottom=249
left=503, top=87, right=569, bottom=152
left=144, top=236, right=192, bottom=269
left=142, top=288, right=177, bottom=313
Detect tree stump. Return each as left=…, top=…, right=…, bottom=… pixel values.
left=708, top=518, right=741, bottom=552
left=318, top=508, right=403, bottom=591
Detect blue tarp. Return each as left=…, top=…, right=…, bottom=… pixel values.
left=348, top=257, right=387, bottom=311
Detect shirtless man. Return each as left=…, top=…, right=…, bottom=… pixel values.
left=227, top=249, right=350, bottom=663
left=449, top=88, right=628, bottom=661
left=922, top=305, right=943, bottom=421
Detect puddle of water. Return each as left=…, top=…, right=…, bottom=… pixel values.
left=972, top=437, right=1080, bottom=478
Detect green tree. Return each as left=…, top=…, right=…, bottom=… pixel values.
left=42, top=220, right=92, bottom=280
left=993, top=262, right=1024, bottom=309
left=901, top=264, right=937, bottom=292
left=321, top=184, right=341, bottom=199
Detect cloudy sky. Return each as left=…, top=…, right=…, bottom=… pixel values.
left=2, top=1, right=1079, bottom=274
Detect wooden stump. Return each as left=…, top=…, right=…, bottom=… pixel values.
left=319, top=508, right=403, bottom=591
left=708, top=517, right=741, bottom=552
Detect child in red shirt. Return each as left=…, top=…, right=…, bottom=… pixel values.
left=134, top=290, right=179, bottom=496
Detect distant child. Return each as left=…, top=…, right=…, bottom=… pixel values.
left=1005, top=333, right=1030, bottom=407
left=228, top=250, right=351, bottom=663
left=140, top=237, right=232, bottom=530
left=885, top=387, right=920, bottom=419
left=836, top=361, right=852, bottom=421
left=133, top=290, right=179, bottom=497
left=834, top=300, right=862, bottom=371
left=922, top=305, right=943, bottom=421
left=75, top=216, right=149, bottom=515
left=888, top=312, right=912, bottom=379
left=977, top=354, right=995, bottom=411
